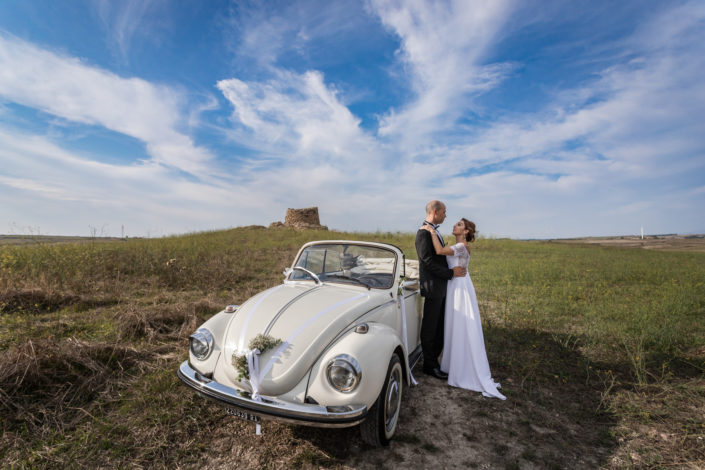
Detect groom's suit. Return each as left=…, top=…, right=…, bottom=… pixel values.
left=415, top=223, right=454, bottom=372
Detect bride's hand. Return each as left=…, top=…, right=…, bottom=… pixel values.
left=420, top=224, right=433, bottom=232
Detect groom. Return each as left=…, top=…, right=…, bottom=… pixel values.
left=415, top=200, right=465, bottom=379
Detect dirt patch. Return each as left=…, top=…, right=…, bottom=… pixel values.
left=189, top=373, right=615, bottom=470
left=343, top=372, right=612, bottom=469
left=194, top=329, right=617, bottom=469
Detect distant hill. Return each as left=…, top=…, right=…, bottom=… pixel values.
left=547, top=234, right=705, bottom=252
left=0, top=235, right=128, bottom=246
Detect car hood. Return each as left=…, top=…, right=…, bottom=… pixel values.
left=218, top=282, right=387, bottom=396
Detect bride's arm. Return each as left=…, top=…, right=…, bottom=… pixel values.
left=421, top=225, right=454, bottom=255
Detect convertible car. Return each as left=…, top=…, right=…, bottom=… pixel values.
left=177, top=240, right=422, bottom=446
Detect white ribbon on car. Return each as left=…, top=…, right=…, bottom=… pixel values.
left=398, top=290, right=418, bottom=386
left=245, top=348, right=262, bottom=400
left=243, top=348, right=263, bottom=435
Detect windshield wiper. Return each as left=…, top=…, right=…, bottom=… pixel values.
left=325, top=274, right=371, bottom=289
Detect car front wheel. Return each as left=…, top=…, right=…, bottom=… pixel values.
left=360, top=353, right=403, bottom=446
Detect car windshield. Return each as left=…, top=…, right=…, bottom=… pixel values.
left=291, top=243, right=397, bottom=289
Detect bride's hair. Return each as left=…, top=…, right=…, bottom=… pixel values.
left=462, top=218, right=476, bottom=243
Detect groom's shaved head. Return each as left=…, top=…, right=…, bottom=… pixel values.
left=425, top=200, right=447, bottom=224
left=426, top=200, right=445, bottom=214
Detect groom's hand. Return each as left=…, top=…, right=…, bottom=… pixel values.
left=452, top=266, right=466, bottom=277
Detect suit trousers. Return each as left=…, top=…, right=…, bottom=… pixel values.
left=420, top=296, right=446, bottom=371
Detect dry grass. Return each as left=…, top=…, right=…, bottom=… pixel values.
left=0, top=338, right=148, bottom=435
left=0, top=227, right=703, bottom=468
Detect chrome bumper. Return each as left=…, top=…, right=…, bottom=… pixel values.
left=177, top=361, right=368, bottom=428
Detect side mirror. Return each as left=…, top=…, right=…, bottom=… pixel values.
left=283, top=267, right=292, bottom=277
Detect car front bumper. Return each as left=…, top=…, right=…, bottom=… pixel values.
left=177, top=361, right=368, bottom=428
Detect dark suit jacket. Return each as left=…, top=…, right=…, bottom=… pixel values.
left=415, top=229, right=453, bottom=298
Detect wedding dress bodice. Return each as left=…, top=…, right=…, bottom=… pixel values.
left=446, top=242, right=469, bottom=269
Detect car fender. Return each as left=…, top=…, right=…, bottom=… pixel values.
left=188, top=309, right=236, bottom=375
left=306, top=323, right=405, bottom=408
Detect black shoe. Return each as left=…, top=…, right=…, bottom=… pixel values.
left=423, top=367, right=448, bottom=380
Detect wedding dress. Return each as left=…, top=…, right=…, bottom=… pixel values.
left=440, top=243, right=506, bottom=399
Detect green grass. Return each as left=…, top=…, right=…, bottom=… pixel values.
left=470, top=240, right=705, bottom=381
left=1, top=227, right=704, bottom=468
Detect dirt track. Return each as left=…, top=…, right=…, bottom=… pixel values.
left=547, top=234, right=705, bottom=252
left=199, top=334, right=618, bottom=469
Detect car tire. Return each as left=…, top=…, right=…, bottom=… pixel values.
left=360, top=353, right=403, bottom=446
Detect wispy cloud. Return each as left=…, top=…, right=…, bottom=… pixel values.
left=473, top=1, right=705, bottom=174
left=94, top=0, right=166, bottom=64
left=227, top=0, right=378, bottom=72
left=217, top=70, right=374, bottom=162
left=0, top=33, right=213, bottom=176
left=0, top=127, right=245, bottom=236
left=369, top=0, right=515, bottom=143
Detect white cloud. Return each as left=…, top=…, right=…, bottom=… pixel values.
left=217, top=69, right=380, bottom=168
left=94, top=0, right=166, bottom=64
left=433, top=2, right=705, bottom=184
left=0, top=33, right=213, bottom=176
left=0, top=175, right=69, bottom=199
left=0, top=127, right=247, bottom=237
left=228, top=0, right=378, bottom=70
left=369, top=0, right=515, bottom=143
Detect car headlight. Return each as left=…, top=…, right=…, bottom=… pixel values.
left=189, top=328, right=214, bottom=360
left=326, top=354, right=361, bottom=393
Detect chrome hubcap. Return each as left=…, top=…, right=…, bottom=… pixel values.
left=384, top=365, right=402, bottom=432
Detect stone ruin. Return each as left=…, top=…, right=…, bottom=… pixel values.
left=270, top=207, right=328, bottom=230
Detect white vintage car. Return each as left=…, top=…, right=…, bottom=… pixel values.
left=177, top=240, right=422, bottom=445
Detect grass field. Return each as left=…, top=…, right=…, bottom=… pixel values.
left=1, top=227, right=703, bottom=468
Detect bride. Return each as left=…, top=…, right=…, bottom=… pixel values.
left=421, top=219, right=506, bottom=399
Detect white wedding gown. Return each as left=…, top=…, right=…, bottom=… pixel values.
left=440, top=243, right=506, bottom=399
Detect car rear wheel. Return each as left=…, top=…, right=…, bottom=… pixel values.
left=360, top=353, right=403, bottom=446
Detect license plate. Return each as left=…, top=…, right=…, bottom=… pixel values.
left=225, top=407, right=261, bottom=423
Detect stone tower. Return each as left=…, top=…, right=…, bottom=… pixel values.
left=283, top=207, right=327, bottom=230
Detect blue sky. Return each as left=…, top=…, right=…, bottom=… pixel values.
left=0, top=0, right=703, bottom=239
